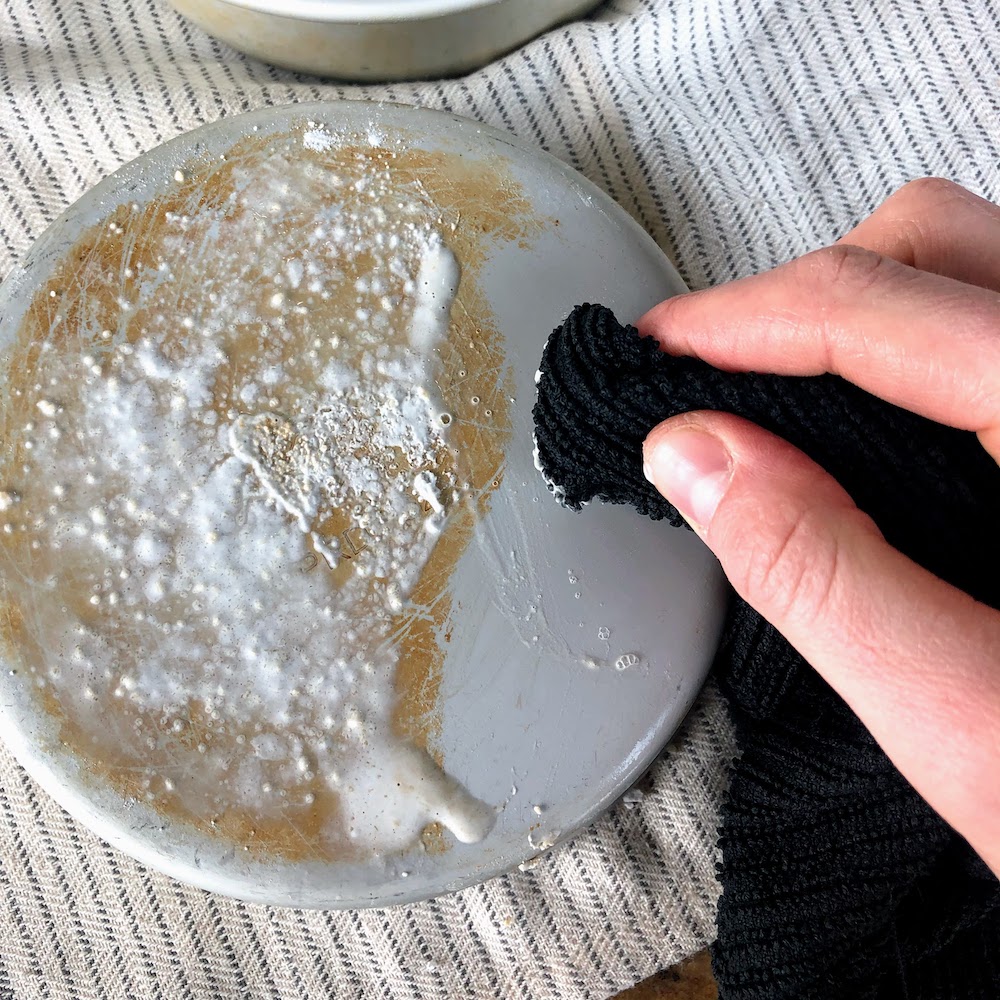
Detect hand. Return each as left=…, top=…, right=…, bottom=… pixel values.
left=637, top=178, right=1000, bottom=877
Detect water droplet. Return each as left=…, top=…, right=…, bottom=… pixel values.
left=615, top=652, right=642, bottom=671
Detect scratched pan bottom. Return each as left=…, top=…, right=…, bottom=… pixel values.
left=0, top=102, right=727, bottom=907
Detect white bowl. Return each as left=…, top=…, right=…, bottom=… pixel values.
left=169, top=0, right=602, bottom=80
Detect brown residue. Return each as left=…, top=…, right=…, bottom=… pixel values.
left=0, top=121, right=538, bottom=862
left=420, top=821, right=449, bottom=856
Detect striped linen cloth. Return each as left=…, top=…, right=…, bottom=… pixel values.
left=1, top=1, right=998, bottom=997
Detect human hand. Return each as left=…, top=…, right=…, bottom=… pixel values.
left=638, top=178, right=1000, bottom=877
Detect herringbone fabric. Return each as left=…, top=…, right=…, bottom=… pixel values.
left=1, top=1, right=998, bottom=997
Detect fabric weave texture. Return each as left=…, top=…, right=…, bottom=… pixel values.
left=2, top=0, right=1000, bottom=997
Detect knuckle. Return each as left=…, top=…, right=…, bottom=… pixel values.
left=733, top=503, right=849, bottom=626
left=892, top=176, right=966, bottom=210
left=879, top=179, right=974, bottom=264
left=804, top=243, right=897, bottom=297
left=963, top=371, right=1000, bottom=421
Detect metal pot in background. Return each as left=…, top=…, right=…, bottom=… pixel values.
left=168, top=0, right=603, bottom=80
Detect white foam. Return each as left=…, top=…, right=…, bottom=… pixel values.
left=9, top=123, right=492, bottom=855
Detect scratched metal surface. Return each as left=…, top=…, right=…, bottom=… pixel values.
left=0, top=103, right=727, bottom=907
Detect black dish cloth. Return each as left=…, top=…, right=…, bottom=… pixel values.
left=532, top=303, right=1000, bottom=999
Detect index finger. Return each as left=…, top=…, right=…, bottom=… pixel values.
left=637, top=244, right=1000, bottom=448
left=838, top=177, right=1000, bottom=292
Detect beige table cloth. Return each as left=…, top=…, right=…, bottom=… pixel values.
left=1, top=0, right=998, bottom=997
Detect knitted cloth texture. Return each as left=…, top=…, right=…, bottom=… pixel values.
left=532, top=303, right=1000, bottom=999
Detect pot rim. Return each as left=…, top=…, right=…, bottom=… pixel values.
left=213, top=0, right=504, bottom=23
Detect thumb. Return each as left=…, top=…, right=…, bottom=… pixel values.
left=642, top=411, right=884, bottom=629
left=642, top=412, right=1000, bottom=874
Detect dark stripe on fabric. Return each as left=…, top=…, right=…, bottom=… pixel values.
left=574, top=27, right=658, bottom=234
left=233, top=899, right=283, bottom=1000
left=7, top=773, right=80, bottom=999
left=204, top=895, right=255, bottom=998
left=564, top=842, right=640, bottom=990
left=68, top=826, right=142, bottom=999
left=19, top=780, right=110, bottom=1000
left=425, top=900, right=482, bottom=995
left=266, top=908, right=311, bottom=998
left=139, top=870, right=197, bottom=1000
left=378, top=911, right=424, bottom=999
left=401, top=905, right=450, bottom=995
left=101, top=845, right=168, bottom=1000
left=542, top=37, right=617, bottom=197
left=470, top=883, right=535, bottom=999
left=346, top=910, right=395, bottom=997
left=452, top=890, right=504, bottom=994
left=175, top=888, right=226, bottom=997
left=612, top=791, right=707, bottom=946
left=321, top=911, right=365, bottom=990
left=0, top=800, right=53, bottom=1000
left=499, top=878, right=560, bottom=997
left=294, top=911, right=339, bottom=998
left=521, top=49, right=582, bottom=168
left=0, top=957, right=14, bottom=1000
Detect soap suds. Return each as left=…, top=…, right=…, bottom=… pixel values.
left=410, top=236, right=461, bottom=353
left=302, top=125, right=336, bottom=152
left=532, top=431, right=566, bottom=504
left=0, top=123, right=496, bottom=855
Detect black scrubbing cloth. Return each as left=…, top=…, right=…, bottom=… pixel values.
left=532, top=303, right=1000, bottom=999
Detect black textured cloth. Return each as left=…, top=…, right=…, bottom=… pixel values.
left=532, top=304, right=1000, bottom=999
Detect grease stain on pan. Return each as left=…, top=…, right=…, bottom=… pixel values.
left=0, top=119, right=541, bottom=862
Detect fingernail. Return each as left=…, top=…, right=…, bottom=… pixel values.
left=644, top=427, right=733, bottom=529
